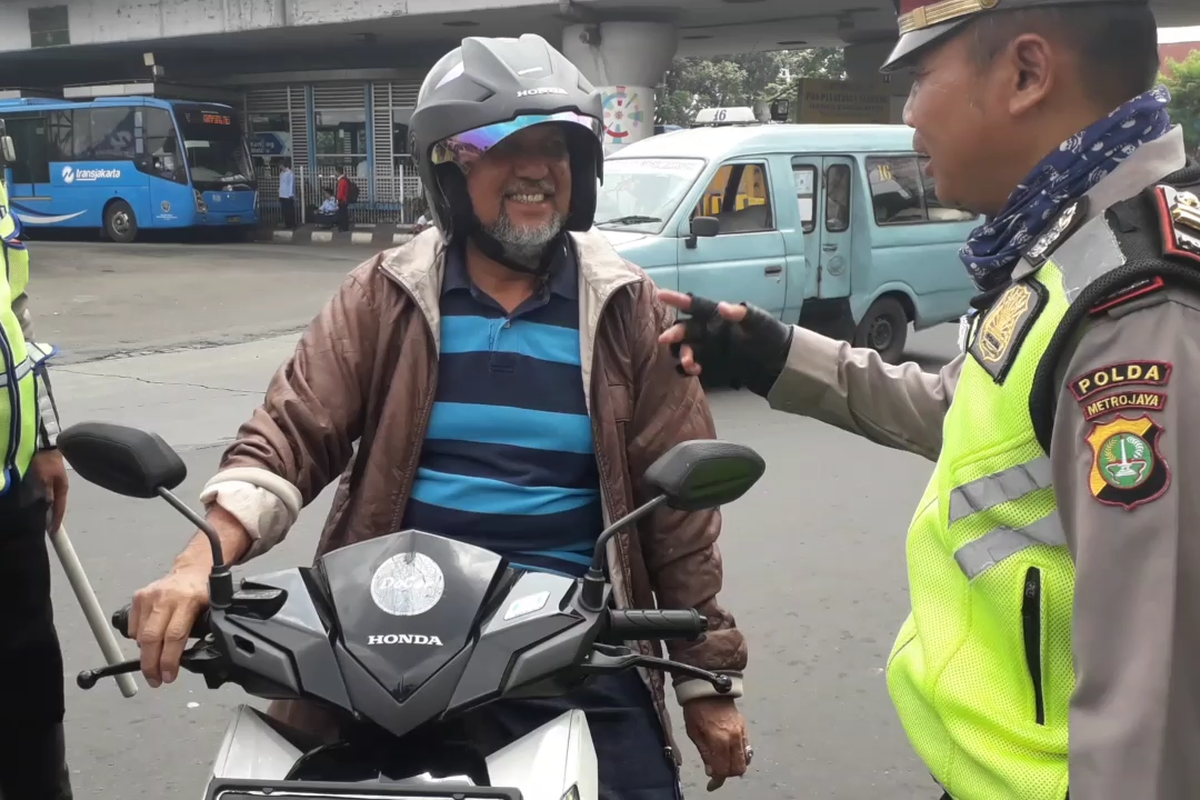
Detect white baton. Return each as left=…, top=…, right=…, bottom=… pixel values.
left=48, top=524, right=138, bottom=698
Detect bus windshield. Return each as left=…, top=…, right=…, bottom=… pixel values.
left=174, top=105, right=254, bottom=189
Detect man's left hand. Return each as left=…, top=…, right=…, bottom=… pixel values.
left=30, top=449, right=69, bottom=533
left=683, top=696, right=751, bottom=791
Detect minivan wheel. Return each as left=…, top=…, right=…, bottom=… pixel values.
left=854, top=296, right=908, bottom=364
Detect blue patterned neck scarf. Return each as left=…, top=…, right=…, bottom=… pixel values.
left=960, top=85, right=1174, bottom=291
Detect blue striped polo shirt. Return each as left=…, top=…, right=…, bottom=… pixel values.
left=401, top=239, right=603, bottom=577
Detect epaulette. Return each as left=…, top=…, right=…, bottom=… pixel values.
left=1152, top=184, right=1200, bottom=267
left=1085, top=185, right=1200, bottom=316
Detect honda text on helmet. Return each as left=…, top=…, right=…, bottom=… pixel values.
left=408, top=33, right=605, bottom=275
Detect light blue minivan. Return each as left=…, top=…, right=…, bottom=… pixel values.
left=593, top=124, right=981, bottom=362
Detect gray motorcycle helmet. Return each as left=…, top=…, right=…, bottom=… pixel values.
left=409, top=34, right=605, bottom=257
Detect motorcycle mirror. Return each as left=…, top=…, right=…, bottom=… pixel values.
left=643, top=439, right=766, bottom=512
left=59, top=421, right=187, bottom=498
left=58, top=422, right=234, bottom=608
left=578, top=439, right=765, bottom=611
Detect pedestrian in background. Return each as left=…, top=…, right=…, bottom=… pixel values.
left=277, top=158, right=296, bottom=229
left=334, top=167, right=351, bottom=232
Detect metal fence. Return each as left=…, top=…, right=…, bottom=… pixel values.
left=255, top=161, right=427, bottom=228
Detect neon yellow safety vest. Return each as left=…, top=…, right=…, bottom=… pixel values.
left=0, top=178, right=44, bottom=494
left=887, top=245, right=1083, bottom=798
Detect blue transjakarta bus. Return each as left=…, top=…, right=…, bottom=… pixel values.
left=0, top=96, right=257, bottom=242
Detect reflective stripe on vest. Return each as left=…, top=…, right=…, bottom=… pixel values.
left=949, top=457, right=1067, bottom=578
left=0, top=179, right=38, bottom=494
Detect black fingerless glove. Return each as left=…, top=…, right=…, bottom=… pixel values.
left=670, top=294, right=794, bottom=398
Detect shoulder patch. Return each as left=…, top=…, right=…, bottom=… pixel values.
left=1153, top=185, right=1200, bottom=266
left=968, top=280, right=1047, bottom=383
left=1069, top=360, right=1170, bottom=400
left=1022, top=196, right=1089, bottom=268
left=1085, top=413, right=1170, bottom=510
left=1080, top=390, right=1166, bottom=421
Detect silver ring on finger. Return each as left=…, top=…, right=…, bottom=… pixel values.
left=744, top=744, right=754, bottom=764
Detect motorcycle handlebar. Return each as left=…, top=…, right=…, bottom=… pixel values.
left=111, top=604, right=210, bottom=641
left=606, top=608, right=707, bottom=641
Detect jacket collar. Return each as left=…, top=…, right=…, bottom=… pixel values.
left=378, top=227, right=642, bottom=352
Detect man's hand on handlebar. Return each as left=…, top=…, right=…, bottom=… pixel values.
left=128, top=563, right=209, bottom=687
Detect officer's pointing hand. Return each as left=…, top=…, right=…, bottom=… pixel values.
left=658, top=289, right=747, bottom=377
left=657, top=289, right=793, bottom=398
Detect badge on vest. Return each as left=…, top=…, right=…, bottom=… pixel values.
left=967, top=280, right=1047, bottom=383
left=1085, top=414, right=1170, bottom=510
left=1153, top=185, right=1200, bottom=266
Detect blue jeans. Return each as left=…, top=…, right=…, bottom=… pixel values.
left=464, top=671, right=681, bottom=800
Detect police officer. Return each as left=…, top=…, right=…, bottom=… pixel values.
left=660, top=1, right=1200, bottom=798
left=0, top=123, right=73, bottom=799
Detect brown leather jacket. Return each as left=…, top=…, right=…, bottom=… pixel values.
left=202, top=228, right=747, bottom=758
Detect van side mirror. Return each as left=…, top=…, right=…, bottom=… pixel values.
left=687, top=215, right=720, bottom=249
left=0, top=136, right=14, bottom=164
left=691, top=216, right=719, bottom=238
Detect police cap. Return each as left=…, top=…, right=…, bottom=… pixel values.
left=880, top=0, right=1152, bottom=72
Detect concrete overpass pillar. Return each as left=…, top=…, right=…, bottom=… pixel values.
left=843, top=40, right=914, bottom=124
left=561, top=21, right=678, bottom=153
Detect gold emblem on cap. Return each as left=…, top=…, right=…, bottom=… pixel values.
left=899, top=0, right=1001, bottom=34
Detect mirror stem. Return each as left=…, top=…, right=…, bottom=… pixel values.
left=580, top=494, right=669, bottom=612
left=155, top=486, right=233, bottom=610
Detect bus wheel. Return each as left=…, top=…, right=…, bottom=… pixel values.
left=854, top=295, right=909, bottom=364
left=104, top=201, right=138, bottom=243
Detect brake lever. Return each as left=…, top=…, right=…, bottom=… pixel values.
left=583, top=645, right=734, bottom=693
left=77, top=659, right=140, bottom=690
left=76, top=639, right=222, bottom=691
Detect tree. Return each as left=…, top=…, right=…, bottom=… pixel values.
left=655, top=48, right=845, bottom=127
left=1162, top=51, right=1200, bottom=155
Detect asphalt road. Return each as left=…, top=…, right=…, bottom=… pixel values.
left=32, top=240, right=963, bottom=799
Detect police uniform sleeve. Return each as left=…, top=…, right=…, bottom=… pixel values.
left=766, top=325, right=964, bottom=462
left=12, top=288, right=59, bottom=450
left=1050, top=291, right=1200, bottom=799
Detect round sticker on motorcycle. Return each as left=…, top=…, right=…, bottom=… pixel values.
left=369, top=552, right=446, bottom=617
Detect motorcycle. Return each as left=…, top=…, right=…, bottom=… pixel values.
left=63, top=421, right=765, bottom=800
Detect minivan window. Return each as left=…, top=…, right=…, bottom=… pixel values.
left=595, top=157, right=705, bottom=233
left=791, top=162, right=817, bottom=233
left=826, top=163, right=851, bottom=232
left=866, top=155, right=977, bottom=224
left=694, top=162, right=774, bottom=234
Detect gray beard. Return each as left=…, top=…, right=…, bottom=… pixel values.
left=482, top=206, right=566, bottom=269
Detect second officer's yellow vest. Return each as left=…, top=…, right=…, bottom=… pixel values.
left=0, top=178, right=41, bottom=494
left=887, top=234, right=1092, bottom=798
